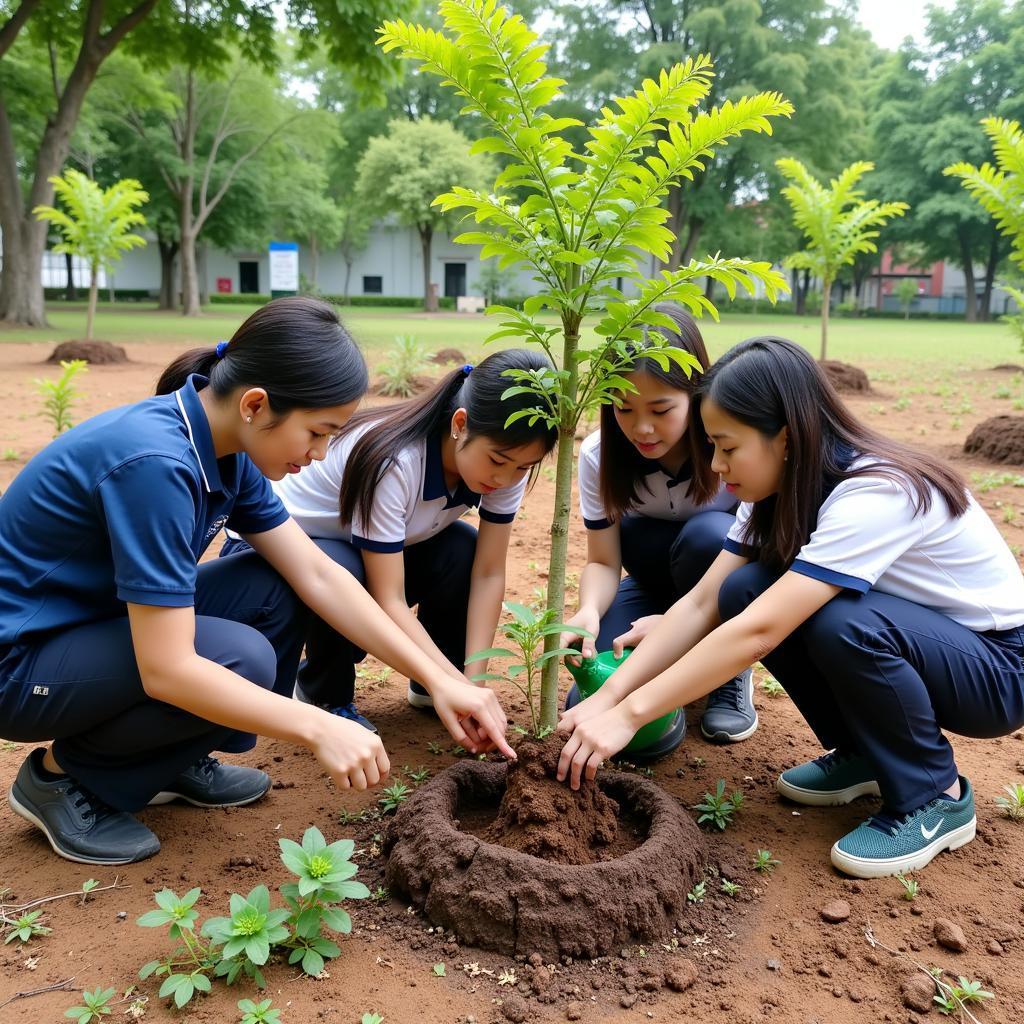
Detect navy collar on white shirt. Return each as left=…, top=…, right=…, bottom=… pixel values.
left=423, top=431, right=481, bottom=510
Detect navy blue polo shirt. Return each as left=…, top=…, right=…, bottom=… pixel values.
left=0, top=375, right=289, bottom=645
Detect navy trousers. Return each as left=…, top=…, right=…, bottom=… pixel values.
left=223, top=520, right=477, bottom=706
left=596, top=511, right=735, bottom=650
left=0, top=548, right=308, bottom=811
left=718, top=561, right=1024, bottom=814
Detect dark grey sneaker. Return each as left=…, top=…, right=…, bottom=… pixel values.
left=700, top=667, right=759, bottom=743
left=8, top=748, right=160, bottom=865
left=149, top=756, right=270, bottom=808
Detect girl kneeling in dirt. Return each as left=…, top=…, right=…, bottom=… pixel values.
left=559, top=303, right=756, bottom=749
left=0, top=297, right=514, bottom=866
left=558, top=336, right=1024, bottom=878
left=224, top=350, right=557, bottom=733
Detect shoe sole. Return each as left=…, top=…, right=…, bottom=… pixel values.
left=407, top=687, right=434, bottom=709
left=148, top=782, right=271, bottom=808
left=830, top=816, right=977, bottom=879
left=776, top=774, right=881, bottom=806
left=700, top=712, right=759, bottom=744
left=7, top=784, right=156, bottom=866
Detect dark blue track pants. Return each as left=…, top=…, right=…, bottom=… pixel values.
left=0, top=548, right=308, bottom=811
left=718, top=560, right=1024, bottom=814
left=222, top=520, right=477, bottom=706
left=596, top=511, right=734, bottom=650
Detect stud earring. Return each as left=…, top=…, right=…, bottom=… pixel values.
left=246, top=416, right=253, bottom=424
left=452, top=432, right=458, bottom=440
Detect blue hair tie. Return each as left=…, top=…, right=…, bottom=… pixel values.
left=462, top=363, right=474, bottom=376
left=215, top=340, right=229, bottom=359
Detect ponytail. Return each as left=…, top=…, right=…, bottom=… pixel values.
left=156, top=296, right=368, bottom=413
left=339, top=348, right=557, bottom=528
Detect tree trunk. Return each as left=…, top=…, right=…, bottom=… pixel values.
left=64, top=251, right=77, bottom=301
left=679, top=215, right=704, bottom=266
left=343, top=257, right=352, bottom=304
left=86, top=262, right=98, bottom=342
left=420, top=223, right=436, bottom=312
left=180, top=228, right=201, bottom=316
left=820, top=279, right=831, bottom=361
left=197, top=242, right=208, bottom=306
left=158, top=238, right=178, bottom=309
left=309, top=235, right=319, bottom=288
left=957, top=228, right=978, bottom=322
left=979, top=228, right=1002, bottom=323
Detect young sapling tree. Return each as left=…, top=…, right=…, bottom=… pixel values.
left=35, top=359, right=88, bottom=436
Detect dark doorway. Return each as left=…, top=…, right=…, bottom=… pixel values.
left=444, top=262, right=466, bottom=298
left=239, top=261, right=259, bottom=293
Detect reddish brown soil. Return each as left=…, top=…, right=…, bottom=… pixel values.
left=965, top=414, right=1024, bottom=464
left=430, top=347, right=467, bottom=365
left=819, top=359, right=871, bottom=393
left=45, top=339, right=129, bottom=363
left=1, top=341, right=1024, bottom=1023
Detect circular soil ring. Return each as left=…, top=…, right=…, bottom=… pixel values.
left=384, top=760, right=706, bottom=959
left=964, top=414, right=1024, bottom=465
left=819, top=359, right=870, bottom=393
left=46, top=340, right=128, bottom=364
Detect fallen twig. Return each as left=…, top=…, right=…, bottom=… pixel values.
left=0, top=975, right=77, bottom=1011
left=1, top=876, right=128, bottom=915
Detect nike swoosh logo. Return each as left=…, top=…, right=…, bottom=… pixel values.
left=921, top=819, right=943, bottom=840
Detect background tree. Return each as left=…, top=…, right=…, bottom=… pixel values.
left=776, top=157, right=907, bottom=359
left=32, top=168, right=148, bottom=340
left=355, top=117, right=493, bottom=310
left=895, top=276, right=918, bottom=319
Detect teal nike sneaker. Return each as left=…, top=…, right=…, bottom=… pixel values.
left=777, top=750, right=881, bottom=806
left=830, top=776, right=976, bottom=879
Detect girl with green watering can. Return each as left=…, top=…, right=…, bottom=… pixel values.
left=559, top=303, right=757, bottom=755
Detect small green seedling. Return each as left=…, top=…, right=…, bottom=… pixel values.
left=237, top=997, right=281, bottom=1024
left=895, top=872, right=919, bottom=901
left=404, top=765, right=431, bottom=785
left=686, top=880, right=707, bottom=904
left=426, top=741, right=444, bottom=756
left=80, top=878, right=101, bottom=905
left=370, top=886, right=389, bottom=903
left=378, top=782, right=412, bottom=814
left=994, top=782, right=1024, bottom=821
left=432, top=962, right=446, bottom=977
left=753, top=849, right=780, bottom=874
left=35, top=358, right=88, bottom=436
left=362, top=1015, right=384, bottom=1024
left=934, top=976, right=994, bottom=1016
left=692, top=780, right=744, bottom=830
left=760, top=677, right=786, bottom=698
left=720, top=880, right=741, bottom=898
left=4, top=909, right=52, bottom=944
left=64, top=986, right=116, bottom=1024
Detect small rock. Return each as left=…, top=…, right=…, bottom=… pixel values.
left=933, top=918, right=968, bottom=952
left=767, top=959, right=782, bottom=971
left=865, top=952, right=881, bottom=966
left=664, top=961, right=698, bottom=992
left=590, top=977, right=604, bottom=991
left=566, top=1003, right=584, bottom=1021
left=500, top=994, right=529, bottom=1024
left=528, top=952, right=543, bottom=967
left=820, top=899, right=851, bottom=923
left=620, top=994, right=638, bottom=1009
left=991, top=922, right=1021, bottom=943
left=848, top=989, right=863, bottom=1003
left=831, top=986, right=843, bottom=998
left=986, top=940, right=1003, bottom=956
left=902, top=974, right=936, bottom=1013
left=116, top=911, right=127, bottom=920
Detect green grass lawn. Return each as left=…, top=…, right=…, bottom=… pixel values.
left=1, top=300, right=1015, bottom=373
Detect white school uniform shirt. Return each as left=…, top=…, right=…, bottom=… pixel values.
left=577, top=430, right=736, bottom=530
left=723, top=457, right=1024, bottom=632
left=272, top=421, right=526, bottom=553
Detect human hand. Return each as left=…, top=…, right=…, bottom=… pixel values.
left=557, top=682, right=622, bottom=733
left=312, top=713, right=391, bottom=791
left=559, top=607, right=600, bottom=667
left=429, top=676, right=518, bottom=761
left=556, top=706, right=637, bottom=790
left=612, top=614, right=663, bottom=657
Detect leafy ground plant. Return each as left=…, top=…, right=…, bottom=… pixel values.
left=753, top=849, right=780, bottom=874
left=64, top=986, right=115, bottom=1024
left=377, top=334, right=430, bottom=397
left=760, top=677, right=786, bottom=698
left=362, top=1015, right=384, bottom=1024
left=238, top=997, right=281, bottom=1024
left=137, top=827, right=368, bottom=1008
left=693, top=780, right=744, bottom=830
left=3, top=908, right=52, bottom=944
left=896, top=872, right=920, bottom=901
left=378, top=782, right=412, bottom=813
left=934, top=976, right=994, bottom=1017
left=35, top=358, right=87, bottom=436
left=994, top=782, right=1024, bottom=821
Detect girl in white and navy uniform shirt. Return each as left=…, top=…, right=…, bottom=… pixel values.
left=560, top=304, right=756, bottom=750
left=239, top=349, right=557, bottom=729
left=0, top=298, right=515, bottom=867
left=558, top=337, right=1024, bottom=880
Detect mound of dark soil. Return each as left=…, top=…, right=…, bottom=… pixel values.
left=964, top=415, right=1024, bottom=464
left=430, top=347, right=466, bottom=365
left=819, top=359, right=870, bottom=393
left=384, top=739, right=706, bottom=959
left=46, top=340, right=128, bottom=364
left=372, top=375, right=434, bottom=397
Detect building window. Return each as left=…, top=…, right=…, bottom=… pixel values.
left=362, top=275, right=383, bottom=294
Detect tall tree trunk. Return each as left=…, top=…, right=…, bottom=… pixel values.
left=180, top=227, right=200, bottom=315
left=158, top=238, right=178, bottom=309
left=343, top=257, right=352, bottom=303
left=679, top=215, right=704, bottom=266
left=64, top=251, right=77, bottom=301
left=197, top=242, right=208, bottom=306
left=86, top=262, right=98, bottom=342
left=957, top=227, right=978, bottom=322
left=979, top=228, right=1002, bottom=323
left=420, top=223, right=436, bottom=312
left=309, top=235, right=319, bottom=288
left=820, top=278, right=831, bottom=360
left=178, top=66, right=201, bottom=317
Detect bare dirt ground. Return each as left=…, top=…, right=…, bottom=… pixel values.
left=1, top=341, right=1023, bottom=1024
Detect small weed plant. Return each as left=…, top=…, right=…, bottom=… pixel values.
left=4, top=908, right=51, bottom=944
left=895, top=872, right=920, bottom=901
left=35, top=358, right=88, bottom=436
left=686, top=880, right=707, bottom=904
left=753, top=849, right=780, bottom=874
left=362, top=1015, right=384, bottom=1024
left=760, top=677, right=786, bottom=698
left=238, top=998, right=281, bottom=1024
left=64, top=986, right=116, bottom=1024
left=466, top=601, right=589, bottom=737
left=994, top=782, right=1024, bottom=821
left=377, top=335, right=430, bottom=397
left=378, top=782, right=412, bottom=813
left=137, top=827, right=368, bottom=1007
left=933, top=976, right=994, bottom=1016
left=433, top=962, right=447, bottom=977
left=693, top=779, right=744, bottom=830
left=720, top=880, right=741, bottom=898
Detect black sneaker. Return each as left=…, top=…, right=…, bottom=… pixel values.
left=293, top=680, right=378, bottom=733
left=149, top=756, right=270, bottom=808
left=700, top=667, right=759, bottom=743
left=8, top=748, right=160, bottom=865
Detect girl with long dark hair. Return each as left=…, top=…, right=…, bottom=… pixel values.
left=230, top=348, right=558, bottom=729
left=559, top=304, right=756, bottom=749
left=0, top=297, right=514, bottom=867
left=558, top=336, right=1024, bottom=878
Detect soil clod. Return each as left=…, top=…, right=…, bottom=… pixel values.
left=819, top=360, right=871, bottom=393
left=964, top=414, right=1024, bottom=464
left=46, top=340, right=128, bottom=364
left=901, top=974, right=937, bottom=1013
left=819, top=900, right=851, bottom=923
left=933, top=918, right=968, bottom=952
left=664, top=960, right=698, bottom=992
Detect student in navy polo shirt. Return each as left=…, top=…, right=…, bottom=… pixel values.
left=227, top=349, right=556, bottom=728
left=558, top=337, right=1024, bottom=878
left=0, top=297, right=515, bottom=866
left=558, top=304, right=756, bottom=750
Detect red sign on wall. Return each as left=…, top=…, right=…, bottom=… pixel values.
left=216, top=277, right=233, bottom=294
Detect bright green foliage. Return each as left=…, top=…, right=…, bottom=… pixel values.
left=433, top=962, right=447, bottom=976
left=4, top=908, right=52, bottom=944
left=64, top=986, right=116, bottom=1024
left=994, top=782, right=1024, bottom=821
left=362, top=1015, right=385, bottom=1024
left=752, top=849, right=780, bottom=874
left=934, top=976, right=995, bottom=1015
left=467, top=600, right=590, bottom=737
left=203, top=887, right=291, bottom=967
left=720, top=879, right=741, bottom=898
left=378, top=0, right=790, bottom=729
left=895, top=872, right=920, bottom=901
left=692, top=779, right=744, bottom=830
left=686, top=880, right=707, bottom=904
left=895, top=278, right=918, bottom=319
left=238, top=997, right=282, bottom=1024
left=34, top=358, right=88, bottom=437
left=378, top=782, right=412, bottom=813
left=998, top=283, right=1024, bottom=352
left=33, top=170, right=147, bottom=341
left=760, top=676, right=786, bottom=698
left=776, top=158, right=908, bottom=359
left=377, top=335, right=431, bottom=397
